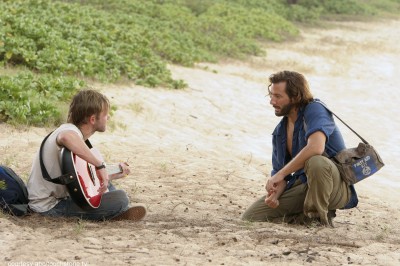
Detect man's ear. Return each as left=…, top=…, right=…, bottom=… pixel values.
left=292, top=94, right=301, bottom=105
left=88, top=114, right=96, bottom=125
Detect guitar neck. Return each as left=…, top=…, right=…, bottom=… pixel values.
left=106, top=164, right=123, bottom=175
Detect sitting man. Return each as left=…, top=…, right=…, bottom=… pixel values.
left=27, top=89, right=146, bottom=221
left=242, top=70, right=358, bottom=226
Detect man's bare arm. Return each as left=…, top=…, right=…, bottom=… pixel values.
left=57, top=130, right=103, bottom=167
left=57, top=130, right=109, bottom=193
left=267, top=131, right=326, bottom=191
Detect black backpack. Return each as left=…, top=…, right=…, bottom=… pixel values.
left=0, top=165, right=30, bottom=216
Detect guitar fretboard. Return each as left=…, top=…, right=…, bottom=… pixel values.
left=106, top=164, right=123, bottom=175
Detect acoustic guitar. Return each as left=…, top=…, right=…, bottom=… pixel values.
left=60, top=147, right=122, bottom=210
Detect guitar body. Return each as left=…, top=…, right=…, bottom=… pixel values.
left=60, top=148, right=121, bottom=210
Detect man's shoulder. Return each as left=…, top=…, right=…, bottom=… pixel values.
left=304, top=99, right=329, bottom=115
left=58, top=123, right=79, bottom=131
left=54, top=123, right=81, bottom=136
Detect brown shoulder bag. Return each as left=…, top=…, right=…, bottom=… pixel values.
left=312, top=101, right=384, bottom=184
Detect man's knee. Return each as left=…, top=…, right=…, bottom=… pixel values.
left=116, top=190, right=130, bottom=209
left=103, top=189, right=129, bottom=210
left=241, top=197, right=272, bottom=222
left=304, top=155, right=333, bottom=178
left=241, top=210, right=253, bottom=221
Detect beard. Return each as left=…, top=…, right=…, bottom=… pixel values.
left=274, top=102, right=294, bottom=117
left=94, top=122, right=107, bottom=133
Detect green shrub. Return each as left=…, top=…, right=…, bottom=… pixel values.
left=0, top=0, right=175, bottom=87
left=362, top=0, right=400, bottom=14
left=0, top=72, right=85, bottom=126
left=1, top=0, right=399, bottom=126
left=299, top=0, right=376, bottom=16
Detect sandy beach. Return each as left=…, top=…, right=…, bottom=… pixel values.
left=1, top=19, right=399, bottom=266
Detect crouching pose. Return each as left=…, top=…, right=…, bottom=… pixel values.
left=242, top=71, right=357, bottom=226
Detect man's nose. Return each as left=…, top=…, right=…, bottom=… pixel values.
left=269, top=98, right=275, bottom=105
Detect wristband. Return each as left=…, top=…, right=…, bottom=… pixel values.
left=95, top=162, right=106, bottom=170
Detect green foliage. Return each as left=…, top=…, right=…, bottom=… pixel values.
left=0, top=72, right=85, bottom=126
left=362, top=0, right=400, bottom=15
left=0, top=0, right=399, bottom=126
left=230, top=0, right=399, bottom=20
left=299, top=0, right=376, bottom=16
left=0, top=0, right=177, bottom=87
left=227, top=0, right=319, bottom=22
left=67, top=0, right=299, bottom=62
left=0, top=0, right=300, bottom=95
left=196, top=3, right=298, bottom=55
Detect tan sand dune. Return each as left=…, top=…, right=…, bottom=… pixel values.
left=1, top=19, right=399, bottom=265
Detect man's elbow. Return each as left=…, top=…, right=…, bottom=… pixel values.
left=310, top=143, right=325, bottom=156
left=307, top=131, right=327, bottom=156
left=315, top=146, right=325, bottom=155
left=306, top=143, right=325, bottom=156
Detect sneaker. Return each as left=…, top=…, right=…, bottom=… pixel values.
left=112, top=204, right=147, bottom=221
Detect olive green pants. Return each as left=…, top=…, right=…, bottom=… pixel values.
left=241, top=155, right=351, bottom=224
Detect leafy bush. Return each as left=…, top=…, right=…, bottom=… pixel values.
left=67, top=0, right=299, bottom=60
left=0, top=0, right=177, bottom=88
left=362, top=0, right=400, bottom=15
left=0, top=72, right=85, bottom=126
left=0, top=0, right=399, bottom=126
left=299, top=0, right=376, bottom=16
left=0, top=0, right=300, bottom=89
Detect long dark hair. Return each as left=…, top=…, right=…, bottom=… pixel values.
left=268, top=70, right=313, bottom=108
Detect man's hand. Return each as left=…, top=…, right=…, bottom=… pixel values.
left=265, top=179, right=286, bottom=208
left=97, top=168, right=109, bottom=194
left=265, top=173, right=285, bottom=194
left=109, top=162, right=131, bottom=180
left=265, top=192, right=280, bottom=208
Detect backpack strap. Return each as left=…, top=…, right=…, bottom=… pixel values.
left=39, top=131, right=91, bottom=185
left=313, top=99, right=369, bottom=144
left=85, top=139, right=93, bottom=149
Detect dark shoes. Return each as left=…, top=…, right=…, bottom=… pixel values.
left=304, top=210, right=336, bottom=227
left=111, top=204, right=147, bottom=222
left=289, top=210, right=336, bottom=227
left=327, top=210, right=336, bottom=227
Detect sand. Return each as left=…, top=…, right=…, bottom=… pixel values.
left=1, top=19, right=399, bottom=266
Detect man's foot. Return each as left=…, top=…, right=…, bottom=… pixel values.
left=111, top=204, right=147, bottom=221
left=327, top=210, right=336, bottom=227
left=304, top=210, right=336, bottom=227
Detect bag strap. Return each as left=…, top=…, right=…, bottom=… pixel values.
left=314, top=99, right=369, bottom=144
left=39, top=131, right=92, bottom=185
